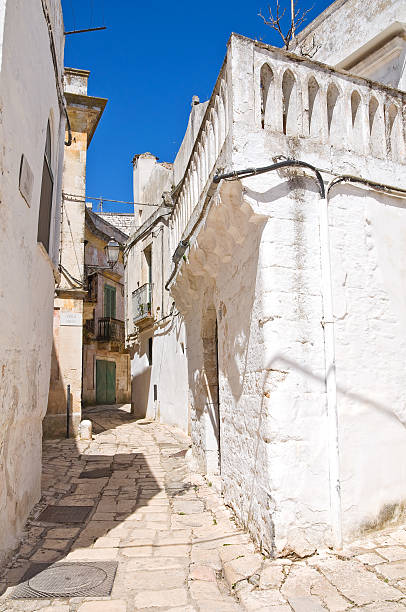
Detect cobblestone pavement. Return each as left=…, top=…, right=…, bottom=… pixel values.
left=1, top=405, right=406, bottom=611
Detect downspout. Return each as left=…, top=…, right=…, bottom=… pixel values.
left=320, top=182, right=342, bottom=550
left=321, top=173, right=406, bottom=550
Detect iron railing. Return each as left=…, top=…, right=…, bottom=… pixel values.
left=132, top=283, right=153, bottom=323
left=97, top=317, right=125, bottom=342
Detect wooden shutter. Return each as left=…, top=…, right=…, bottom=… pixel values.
left=37, top=122, right=53, bottom=253
left=104, top=285, right=116, bottom=318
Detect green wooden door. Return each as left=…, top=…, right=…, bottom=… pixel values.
left=96, top=360, right=116, bottom=404
left=104, top=284, right=116, bottom=318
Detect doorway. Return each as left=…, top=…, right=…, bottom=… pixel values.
left=96, top=359, right=116, bottom=404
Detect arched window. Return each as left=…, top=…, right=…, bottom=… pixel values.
left=37, top=121, right=54, bottom=253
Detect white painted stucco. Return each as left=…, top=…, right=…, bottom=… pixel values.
left=125, top=2, right=406, bottom=557
left=125, top=156, right=189, bottom=433
left=0, top=0, right=65, bottom=563
left=295, top=0, right=406, bottom=89
left=137, top=28, right=406, bottom=557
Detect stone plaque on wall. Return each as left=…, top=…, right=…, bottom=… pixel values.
left=60, top=311, right=82, bottom=326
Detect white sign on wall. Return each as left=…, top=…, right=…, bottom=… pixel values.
left=60, top=311, right=82, bottom=326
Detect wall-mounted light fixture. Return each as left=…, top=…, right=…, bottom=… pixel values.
left=87, top=237, right=120, bottom=273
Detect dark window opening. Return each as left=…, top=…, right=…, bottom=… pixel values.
left=148, top=337, right=153, bottom=366
left=37, top=121, right=53, bottom=253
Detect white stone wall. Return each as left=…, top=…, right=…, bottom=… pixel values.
left=125, top=10, right=406, bottom=555
left=295, top=0, right=406, bottom=89
left=125, top=154, right=189, bottom=432
left=131, top=321, right=189, bottom=432
left=0, top=0, right=64, bottom=563
left=329, top=186, right=406, bottom=539
left=166, top=31, right=406, bottom=556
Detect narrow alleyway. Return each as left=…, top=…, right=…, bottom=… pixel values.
left=0, top=405, right=246, bottom=611
left=1, top=406, right=406, bottom=611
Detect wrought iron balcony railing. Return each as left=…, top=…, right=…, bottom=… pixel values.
left=97, top=317, right=125, bottom=342
left=132, top=283, right=153, bottom=323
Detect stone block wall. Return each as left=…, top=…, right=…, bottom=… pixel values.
left=0, top=0, right=64, bottom=563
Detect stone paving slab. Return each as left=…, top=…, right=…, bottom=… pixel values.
left=0, top=405, right=243, bottom=611
left=2, top=404, right=406, bottom=611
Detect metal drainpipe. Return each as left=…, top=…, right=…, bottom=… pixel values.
left=321, top=173, right=406, bottom=550
left=320, top=182, right=342, bottom=550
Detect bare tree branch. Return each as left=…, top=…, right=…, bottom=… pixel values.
left=259, top=1, right=314, bottom=51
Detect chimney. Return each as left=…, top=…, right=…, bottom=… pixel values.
left=132, top=152, right=158, bottom=205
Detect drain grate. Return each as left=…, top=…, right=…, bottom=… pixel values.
left=79, top=468, right=111, bottom=479
left=11, top=562, right=118, bottom=599
left=37, top=506, right=93, bottom=524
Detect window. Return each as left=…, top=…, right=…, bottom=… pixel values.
left=37, top=121, right=53, bottom=253
left=143, top=245, right=152, bottom=286
left=148, top=337, right=153, bottom=366
left=104, top=284, right=116, bottom=318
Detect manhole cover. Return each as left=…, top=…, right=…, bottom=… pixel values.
left=11, top=562, right=118, bottom=599
left=79, top=468, right=111, bottom=479
left=37, top=506, right=93, bottom=523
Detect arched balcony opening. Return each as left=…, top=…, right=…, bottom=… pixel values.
left=260, top=63, right=274, bottom=129
left=351, top=90, right=363, bottom=149
left=308, top=76, right=321, bottom=137
left=386, top=103, right=403, bottom=160
left=327, top=83, right=340, bottom=138
left=282, top=69, right=297, bottom=136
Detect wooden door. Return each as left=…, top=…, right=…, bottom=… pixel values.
left=96, top=360, right=116, bottom=404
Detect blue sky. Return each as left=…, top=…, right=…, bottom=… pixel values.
left=62, top=0, right=332, bottom=211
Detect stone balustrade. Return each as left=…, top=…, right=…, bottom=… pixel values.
left=171, top=66, right=230, bottom=249
left=171, top=37, right=406, bottom=252
left=254, top=44, right=406, bottom=162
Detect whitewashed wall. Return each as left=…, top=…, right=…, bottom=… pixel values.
left=295, top=0, right=406, bottom=89
left=0, top=0, right=64, bottom=563
left=126, top=156, right=189, bottom=433
left=168, top=32, right=406, bottom=556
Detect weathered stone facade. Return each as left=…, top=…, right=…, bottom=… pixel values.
left=0, top=0, right=65, bottom=563
left=82, top=209, right=131, bottom=406
left=44, top=69, right=107, bottom=438
left=125, top=154, right=189, bottom=432
left=125, top=0, right=406, bottom=557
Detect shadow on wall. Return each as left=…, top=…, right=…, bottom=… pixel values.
left=131, top=339, right=151, bottom=420
left=43, top=339, right=71, bottom=439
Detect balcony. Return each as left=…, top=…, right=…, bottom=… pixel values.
left=132, top=283, right=153, bottom=324
left=97, top=317, right=125, bottom=343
